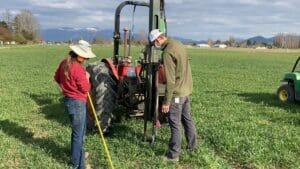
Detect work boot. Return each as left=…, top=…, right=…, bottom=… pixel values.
left=85, top=152, right=89, bottom=159
left=162, top=155, right=179, bottom=163
left=187, top=147, right=197, bottom=153
left=86, top=164, right=92, bottom=169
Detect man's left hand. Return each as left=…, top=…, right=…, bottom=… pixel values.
left=162, top=104, right=170, bottom=113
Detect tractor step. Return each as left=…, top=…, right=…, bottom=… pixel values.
left=129, top=112, right=144, bottom=117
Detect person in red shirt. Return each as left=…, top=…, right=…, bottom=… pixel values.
left=54, top=40, right=96, bottom=169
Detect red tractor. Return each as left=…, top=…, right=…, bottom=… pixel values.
left=87, top=0, right=167, bottom=143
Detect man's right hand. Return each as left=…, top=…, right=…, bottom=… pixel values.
left=162, top=104, right=170, bottom=113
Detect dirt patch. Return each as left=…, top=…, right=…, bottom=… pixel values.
left=32, top=131, right=50, bottom=139
left=4, top=158, right=22, bottom=168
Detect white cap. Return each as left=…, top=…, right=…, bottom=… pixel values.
left=69, top=40, right=96, bottom=58
left=149, top=29, right=163, bottom=42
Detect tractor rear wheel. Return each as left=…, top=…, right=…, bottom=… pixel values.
left=86, top=61, right=117, bottom=133
left=277, top=84, right=295, bottom=103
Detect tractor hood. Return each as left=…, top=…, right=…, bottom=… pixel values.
left=282, top=71, right=300, bottom=93
left=282, top=72, right=300, bottom=82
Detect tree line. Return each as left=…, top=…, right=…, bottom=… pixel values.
left=1, top=9, right=300, bottom=48
left=201, top=33, right=300, bottom=49
left=0, top=9, right=40, bottom=44
left=273, top=33, right=300, bottom=49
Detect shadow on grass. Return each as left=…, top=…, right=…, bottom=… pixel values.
left=106, top=122, right=168, bottom=156
left=237, top=92, right=300, bottom=125
left=23, top=92, right=69, bottom=126
left=24, top=92, right=170, bottom=156
left=237, top=92, right=300, bottom=113
left=0, top=119, right=69, bottom=164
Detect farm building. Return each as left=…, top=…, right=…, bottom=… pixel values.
left=214, top=44, right=227, bottom=48
left=197, top=43, right=210, bottom=48
left=255, top=46, right=267, bottom=50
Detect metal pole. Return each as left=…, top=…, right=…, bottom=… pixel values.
left=123, top=27, right=129, bottom=59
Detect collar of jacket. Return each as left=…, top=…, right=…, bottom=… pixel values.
left=161, top=38, right=170, bottom=51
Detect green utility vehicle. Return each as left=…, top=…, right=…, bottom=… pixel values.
left=277, top=57, right=300, bottom=103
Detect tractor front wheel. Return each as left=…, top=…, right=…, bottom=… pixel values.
left=277, top=84, right=295, bottom=103
left=86, top=61, right=117, bottom=133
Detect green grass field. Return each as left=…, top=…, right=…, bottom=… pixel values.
left=0, top=45, right=299, bottom=169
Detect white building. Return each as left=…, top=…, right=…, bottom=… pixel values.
left=214, top=44, right=227, bottom=48
left=255, top=46, right=267, bottom=50
left=197, top=43, right=210, bottom=48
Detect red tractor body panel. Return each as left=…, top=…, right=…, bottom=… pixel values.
left=101, top=58, right=119, bottom=80
left=102, top=58, right=143, bottom=80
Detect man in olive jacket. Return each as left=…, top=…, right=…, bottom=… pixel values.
left=149, top=29, right=197, bottom=162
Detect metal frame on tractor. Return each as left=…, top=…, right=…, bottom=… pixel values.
left=87, top=0, right=167, bottom=143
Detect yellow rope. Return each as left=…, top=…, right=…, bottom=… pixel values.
left=88, top=93, right=115, bottom=169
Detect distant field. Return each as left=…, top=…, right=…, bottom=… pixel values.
left=0, top=45, right=299, bottom=169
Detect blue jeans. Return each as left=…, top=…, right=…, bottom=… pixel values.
left=167, top=96, right=197, bottom=159
left=64, top=97, right=86, bottom=169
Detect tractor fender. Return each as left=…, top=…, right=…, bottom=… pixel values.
left=101, top=58, right=119, bottom=80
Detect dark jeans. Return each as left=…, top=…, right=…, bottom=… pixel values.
left=167, top=96, right=197, bottom=159
left=64, top=97, right=87, bottom=169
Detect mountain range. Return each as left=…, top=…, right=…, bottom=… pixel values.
left=41, top=27, right=275, bottom=44
left=246, top=36, right=274, bottom=44
left=41, top=27, right=113, bottom=42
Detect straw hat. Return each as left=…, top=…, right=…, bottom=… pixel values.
left=69, top=40, right=96, bottom=58
left=149, top=29, right=163, bottom=42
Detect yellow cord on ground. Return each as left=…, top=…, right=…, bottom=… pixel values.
left=88, top=93, right=115, bottom=169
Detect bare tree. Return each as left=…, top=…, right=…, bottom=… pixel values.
left=274, top=33, right=300, bottom=49
left=14, top=10, right=40, bottom=41
left=274, top=33, right=284, bottom=48
left=289, top=34, right=300, bottom=49
left=207, top=38, right=213, bottom=46
left=3, top=9, right=13, bottom=31
left=228, top=36, right=235, bottom=47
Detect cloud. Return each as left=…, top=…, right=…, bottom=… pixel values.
left=29, top=0, right=80, bottom=9
left=232, top=0, right=262, bottom=6
left=1, top=0, right=300, bottom=40
left=167, top=0, right=184, bottom=4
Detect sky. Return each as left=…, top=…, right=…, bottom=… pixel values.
left=1, top=0, right=300, bottom=40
